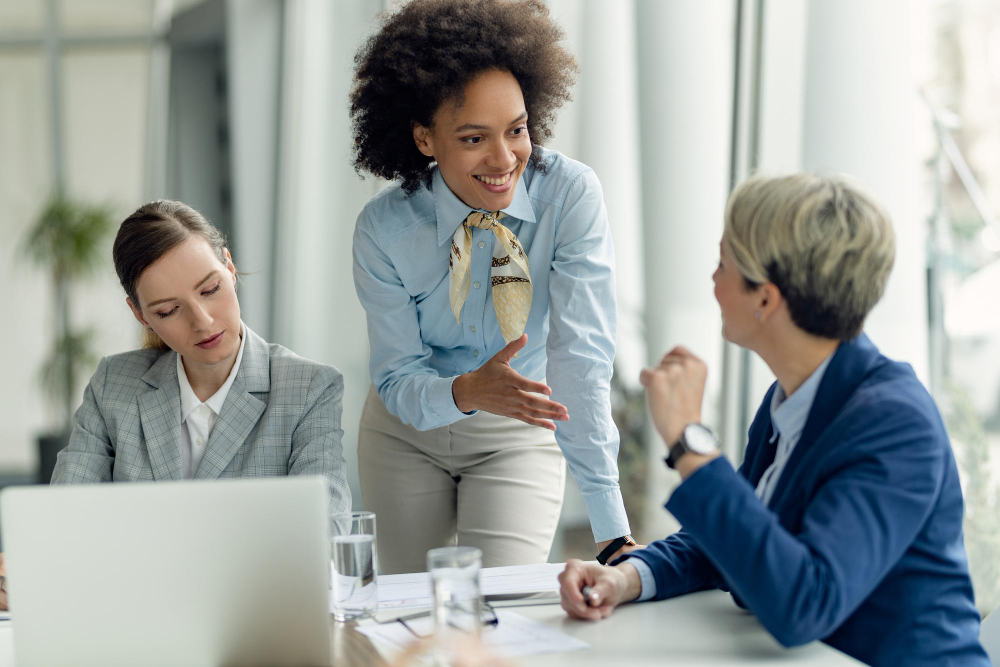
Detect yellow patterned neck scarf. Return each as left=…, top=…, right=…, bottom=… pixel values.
left=449, top=211, right=532, bottom=344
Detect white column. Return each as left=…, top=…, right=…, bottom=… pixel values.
left=636, top=0, right=735, bottom=539
left=272, top=0, right=385, bottom=509
left=800, top=0, right=928, bottom=380
left=545, top=0, right=649, bottom=543
left=226, top=0, right=283, bottom=340
left=575, top=0, right=647, bottom=388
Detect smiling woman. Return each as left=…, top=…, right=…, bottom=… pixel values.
left=349, top=0, right=637, bottom=574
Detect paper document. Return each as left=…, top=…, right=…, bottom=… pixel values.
left=372, top=562, right=564, bottom=616
left=356, top=609, right=588, bottom=659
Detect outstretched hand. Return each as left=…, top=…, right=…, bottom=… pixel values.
left=452, top=335, right=569, bottom=430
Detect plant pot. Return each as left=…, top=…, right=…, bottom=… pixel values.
left=37, top=431, right=70, bottom=484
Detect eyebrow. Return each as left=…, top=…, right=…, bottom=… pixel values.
left=454, top=112, right=528, bottom=133
left=145, top=271, right=219, bottom=308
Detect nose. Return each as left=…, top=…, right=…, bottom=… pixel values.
left=190, top=301, right=214, bottom=331
left=486, top=137, right=516, bottom=171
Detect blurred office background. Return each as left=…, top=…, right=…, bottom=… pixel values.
left=1, top=0, right=998, bottom=613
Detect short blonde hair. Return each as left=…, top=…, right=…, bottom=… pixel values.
left=724, top=173, right=895, bottom=340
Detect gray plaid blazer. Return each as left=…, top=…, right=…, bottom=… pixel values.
left=52, top=326, right=351, bottom=515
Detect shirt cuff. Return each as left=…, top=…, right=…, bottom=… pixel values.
left=426, top=375, right=477, bottom=425
left=584, top=487, right=631, bottom=542
left=623, top=556, right=657, bottom=602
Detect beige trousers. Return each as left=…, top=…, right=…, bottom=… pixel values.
left=358, top=386, right=566, bottom=574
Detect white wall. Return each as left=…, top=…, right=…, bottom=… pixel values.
left=273, top=0, right=384, bottom=509
left=0, top=46, right=146, bottom=472
left=0, top=52, right=53, bottom=471
left=801, top=0, right=929, bottom=378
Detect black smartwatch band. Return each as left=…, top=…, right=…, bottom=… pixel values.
left=597, top=536, right=633, bottom=565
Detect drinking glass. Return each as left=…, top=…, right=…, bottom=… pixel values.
left=330, top=511, right=378, bottom=621
left=427, top=546, right=483, bottom=639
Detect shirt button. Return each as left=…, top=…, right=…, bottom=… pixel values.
left=473, top=349, right=480, bottom=357
left=473, top=281, right=481, bottom=289
left=196, top=437, right=205, bottom=446
left=469, top=325, right=476, bottom=333
left=478, top=241, right=485, bottom=249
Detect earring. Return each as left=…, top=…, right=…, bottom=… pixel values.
left=148, top=327, right=154, bottom=332
left=754, top=310, right=762, bottom=320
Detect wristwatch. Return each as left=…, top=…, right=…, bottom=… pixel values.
left=596, top=535, right=637, bottom=565
left=665, top=423, right=719, bottom=469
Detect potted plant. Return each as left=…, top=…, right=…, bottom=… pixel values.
left=22, top=195, right=114, bottom=483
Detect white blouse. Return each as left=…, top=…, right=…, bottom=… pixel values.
left=175, top=324, right=246, bottom=479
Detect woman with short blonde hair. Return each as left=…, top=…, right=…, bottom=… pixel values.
left=724, top=173, right=895, bottom=339
left=558, top=174, right=988, bottom=666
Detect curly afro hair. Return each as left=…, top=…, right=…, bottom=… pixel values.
left=350, top=0, right=577, bottom=194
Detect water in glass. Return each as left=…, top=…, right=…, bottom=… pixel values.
left=330, top=533, right=377, bottom=621
left=428, top=547, right=483, bottom=638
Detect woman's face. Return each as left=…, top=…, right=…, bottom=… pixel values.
left=128, top=236, right=241, bottom=367
left=713, top=236, right=762, bottom=347
left=413, top=69, right=532, bottom=212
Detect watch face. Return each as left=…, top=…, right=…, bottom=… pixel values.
left=684, top=424, right=718, bottom=455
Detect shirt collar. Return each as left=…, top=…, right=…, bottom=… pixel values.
left=177, top=321, right=247, bottom=422
left=433, top=167, right=536, bottom=246
left=768, top=352, right=835, bottom=444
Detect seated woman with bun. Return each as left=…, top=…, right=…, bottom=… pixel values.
left=49, top=199, right=352, bottom=503
left=0, top=200, right=352, bottom=609
left=558, top=174, right=988, bottom=666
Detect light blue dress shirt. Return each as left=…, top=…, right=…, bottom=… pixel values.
left=631, top=353, right=833, bottom=601
left=352, top=147, right=629, bottom=541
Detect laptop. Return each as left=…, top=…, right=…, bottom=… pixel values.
left=0, top=476, right=332, bottom=667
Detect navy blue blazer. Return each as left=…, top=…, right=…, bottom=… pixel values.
left=623, top=335, right=988, bottom=666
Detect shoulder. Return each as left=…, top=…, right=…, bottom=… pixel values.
left=80, top=347, right=168, bottom=408
left=839, top=358, right=947, bottom=455
left=524, top=146, right=599, bottom=208
left=355, top=179, right=436, bottom=248
left=266, top=344, right=344, bottom=395
left=96, top=347, right=166, bottom=385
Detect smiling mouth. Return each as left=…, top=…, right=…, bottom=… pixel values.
left=474, top=171, right=513, bottom=186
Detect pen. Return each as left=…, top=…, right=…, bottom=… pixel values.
left=581, top=585, right=599, bottom=607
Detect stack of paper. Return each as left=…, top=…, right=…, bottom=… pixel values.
left=373, top=562, right=564, bottom=617
left=356, top=609, right=588, bottom=660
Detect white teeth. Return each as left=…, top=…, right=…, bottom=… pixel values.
left=477, top=173, right=510, bottom=186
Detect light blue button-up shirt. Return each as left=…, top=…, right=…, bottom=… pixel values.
left=352, top=147, right=629, bottom=541
left=631, top=353, right=833, bottom=601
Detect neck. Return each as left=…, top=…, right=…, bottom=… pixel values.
left=755, top=328, right=840, bottom=398
left=181, top=334, right=241, bottom=402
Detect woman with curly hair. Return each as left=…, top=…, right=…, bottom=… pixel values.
left=350, top=0, right=636, bottom=573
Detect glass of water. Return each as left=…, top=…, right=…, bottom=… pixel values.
left=427, top=546, right=483, bottom=638
left=330, top=511, right=378, bottom=621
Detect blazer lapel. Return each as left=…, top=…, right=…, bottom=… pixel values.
left=138, top=350, right=185, bottom=481
left=194, top=327, right=270, bottom=480
left=744, top=383, right=779, bottom=486
left=767, top=333, right=886, bottom=510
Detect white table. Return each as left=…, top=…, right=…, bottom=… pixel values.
left=514, top=590, right=861, bottom=666
left=0, top=591, right=861, bottom=665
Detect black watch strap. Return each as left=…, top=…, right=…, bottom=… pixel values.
left=665, top=440, right=687, bottom=469
left=596, top=535, right=635, bottom=565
